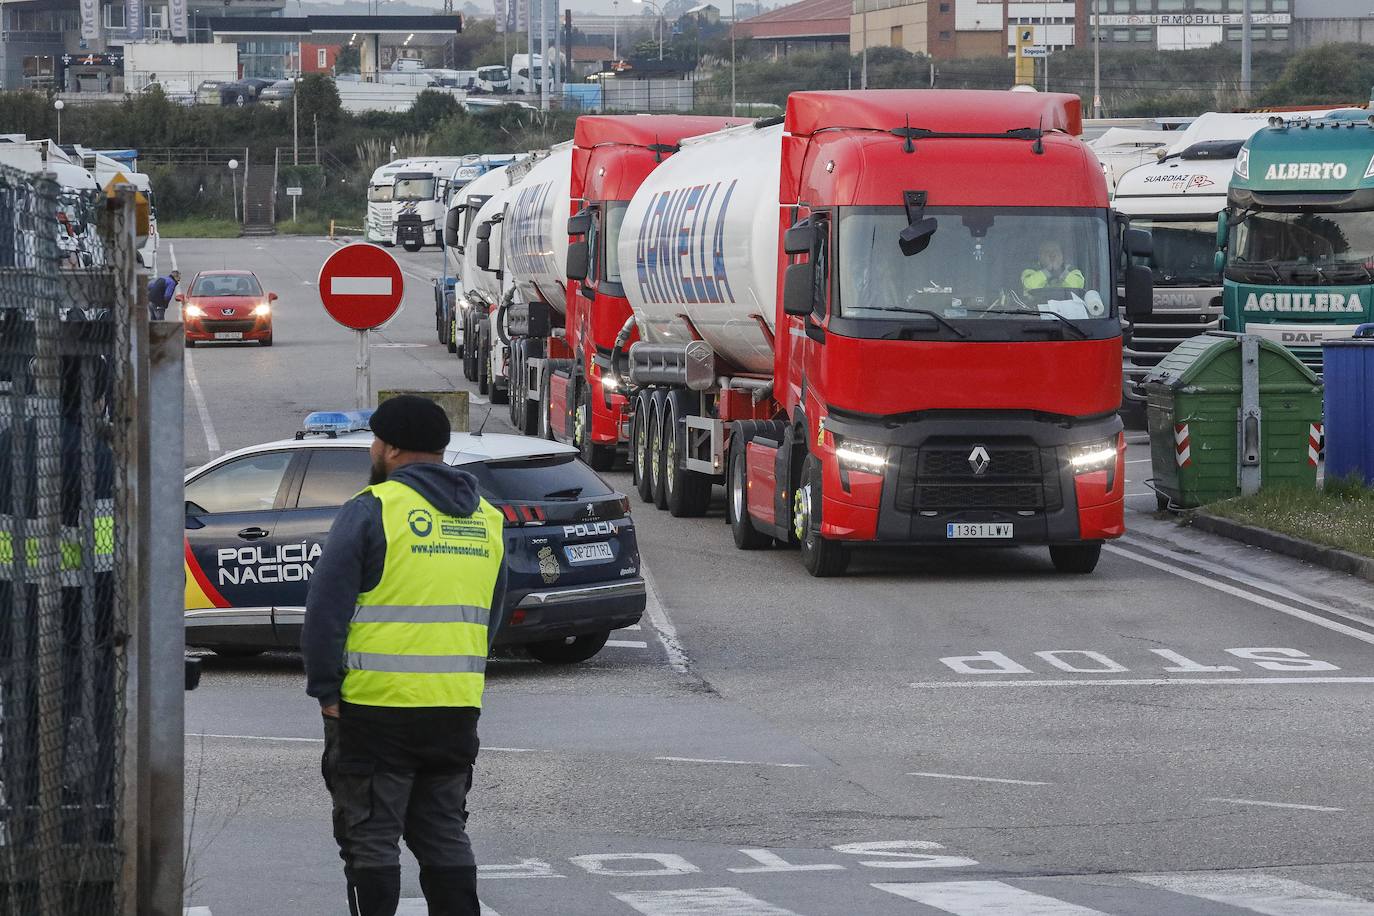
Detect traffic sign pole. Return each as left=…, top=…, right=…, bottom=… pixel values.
left=356, top=329, right=370, bottom=410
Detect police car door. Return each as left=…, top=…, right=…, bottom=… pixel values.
left=183, top=449, right=297, bottom=648
left=269, top=446, right=374, bottom=645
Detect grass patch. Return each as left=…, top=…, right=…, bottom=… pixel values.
left=1206, top=477, right=1374, bottom=558
left=159, top=217, right=241, bottom=239
left=277, top=217, right=334, bottom=236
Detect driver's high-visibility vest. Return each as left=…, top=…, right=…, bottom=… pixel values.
left=341, top=480, right=505, bottom=709
left=0, top=499, right=114, bottom=584
left=1022, top=265, right=1086, bottom=291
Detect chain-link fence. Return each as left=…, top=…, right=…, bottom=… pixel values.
left=0, top=162, right=131, bottom=916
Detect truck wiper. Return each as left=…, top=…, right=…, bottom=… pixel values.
left=1230, top=259, right=1283, bottom=282
left=867, top=307, right=969, bottom=338
left=543, top=486, right=584, bottom=500
left=981, top=307, right=1088, bottom=340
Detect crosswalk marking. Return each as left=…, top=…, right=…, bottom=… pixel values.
left=606, top=639, right=649, bottom=648
left=184, top=909, right=212, bottom=916
left=1134, top=873, right=1374, bottom=915
left=615, top=886, right=803, bottom=915
left=873, top=880, right=1110, bottom=915
left=398, top=900, right=499, bottom=915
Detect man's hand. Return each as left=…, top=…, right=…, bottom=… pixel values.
left=321, top=704, right=340, bottom=719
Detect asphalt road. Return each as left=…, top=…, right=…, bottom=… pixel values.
left=177, top=237, right=1374, bottom=916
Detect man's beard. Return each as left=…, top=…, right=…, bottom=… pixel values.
left=368, top=459, right=388, bottom=486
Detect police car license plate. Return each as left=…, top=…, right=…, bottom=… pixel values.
left=565, top=542, right=613, bottom=564
left=947, top=523, right=1013, bottom=539
left=214, top=332, right=243, bottom=340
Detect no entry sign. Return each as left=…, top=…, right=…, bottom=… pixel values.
left=318, top=243, right=405, bottom=330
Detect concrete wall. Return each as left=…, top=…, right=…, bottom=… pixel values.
left=1293, top=18, right=1374, bottom=49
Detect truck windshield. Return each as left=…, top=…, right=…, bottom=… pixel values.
left=480, top=67, right=510, bottom=81
left=368, top=185, right=393, bottom=203
left=1126, top=218, right=1220, bottom=286
left=1233, top=209, right=1374, bottom=268
left=837, top=206, right=1113, bottom=326
left=393, top=178, right=436, bottom=200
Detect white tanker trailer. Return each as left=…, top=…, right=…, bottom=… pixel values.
left=503, top=143, right=573, bottom=316
left=466, top=179, right=516, bottom=399
left=449, top=163, right=515, bottom=371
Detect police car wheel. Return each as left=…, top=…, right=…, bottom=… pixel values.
left=526, top=630, right=610, bottom=664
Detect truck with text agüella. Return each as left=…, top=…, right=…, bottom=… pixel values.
left=589, top=90, right=1152, bottom=576
left=501, top=116, right=742, bottom=469
left=1218, top=112, right=1374, bottom=368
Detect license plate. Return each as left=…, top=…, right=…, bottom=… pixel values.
left=946, top=523, right=1013, bottom=539
left=564, top=542, right=613, bottom=564
left=213, top=332, right=243, bottom=340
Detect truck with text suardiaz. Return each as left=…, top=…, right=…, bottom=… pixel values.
left=1218, top=112, right=1374, bottom=370
left=587, top=90, right=1152, bottom=577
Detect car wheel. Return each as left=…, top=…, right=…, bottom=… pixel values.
left=526, top=630, right=610, bottom=664
left=186, top=338, right=197, bottom=349
left=728, top=435, right=770, bottom=549
left=577, top=380, right=615, bottom=471
left=1050, top=544, right=1102, bottom=574
left=795, top=455, right=850, bottom=577
left=260, top=334, right=273, bottom=347
left=633, top=395, right=654, bottom=502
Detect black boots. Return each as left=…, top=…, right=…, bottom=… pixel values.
left=418, top=865, right=481, bottom=916
left=346, top=865, right=401, bottom=916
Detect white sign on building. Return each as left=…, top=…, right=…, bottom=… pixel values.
left=1094, top=13, right=1292, bottom=26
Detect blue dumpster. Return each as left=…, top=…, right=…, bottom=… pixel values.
left=1322, top=324, right=1374, bottom=485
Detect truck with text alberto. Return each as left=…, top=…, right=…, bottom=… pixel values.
left=581, top=90, right=1152, bottom=577
left=1218, top=111, right=1374, bottom=370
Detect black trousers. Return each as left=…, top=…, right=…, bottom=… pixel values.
left=322, top=702, right=482, bottom=915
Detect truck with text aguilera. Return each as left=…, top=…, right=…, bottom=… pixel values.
left=583, top=90, right=1152, bottom=576
left=1217, top=112, right=1374, bottom=370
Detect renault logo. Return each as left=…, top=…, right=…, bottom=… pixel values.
left=968, top=445, right=991, bottom=476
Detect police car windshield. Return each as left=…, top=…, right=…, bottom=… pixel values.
left=837, top=206, right=1112, bottom=327
left=1233, top=209, right=1374, bottom=268
left=1126, top=218, right=1220, bottom=286
left=460, top=455, right=612, bottom=502
left=192, top=274, right=262, bottom=297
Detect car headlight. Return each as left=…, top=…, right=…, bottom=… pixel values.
left=1069, top=438, right=1118, bottom=473
left=253, top=303, right=271, bottom=316
left=835, top=437, right=887, bottom=472
left=184, top=304, right=205, bottom=318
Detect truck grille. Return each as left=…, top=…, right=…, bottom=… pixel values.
left=896, top=439, right=1060, bottom=512
left=1125, top=313, right=1224, bottom=370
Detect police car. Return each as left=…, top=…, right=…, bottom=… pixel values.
left=183, top=411, right=645, bottom=663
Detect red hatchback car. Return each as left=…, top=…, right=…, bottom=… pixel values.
left=179, top=270, right=277, bottom=347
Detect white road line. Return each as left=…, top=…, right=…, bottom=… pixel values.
left=643, top=564, right=690, bottom=674
left=622, top=623, right=642, bottom=630
left=398, top=901, right=501, bottom=916
left=183, top=349, right=221, bottom=456
left=655, top=756, right=810, bottom=768
left=606, top=639, right=649, bottom=648
left=1210, top=797, right=1344, bottom=812
left=615, top=887, right=803, bottom=915
left=183, top=908, right=211, bottom=916
left=1107, top=543, right=1374, bottom=647
left=188, top=732, right=323, bottom=743
left=484, top=746, right=540, bottom=753
left=909, top=677, right=1374, bottom=689
left=1133, top=873, right=1374, bottom=915
left=1125, top=458, right=1151, bottom=464
left=168, top=242, right=178, bottom=271
left=874, top=880, right=1109, bottom=914
left=908, top=771, right=1051, bottom=786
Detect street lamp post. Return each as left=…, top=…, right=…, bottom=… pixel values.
left=228, top=158, right=240, bottom=224
left=1092, top=0, right=1101, bottom=118
left=730, top=0, right=736, bottom=115
left=53, top=98, right=64, bottom=144
left=860, top=0, right=867, bottom=90
left=613, top=0, right=619, bottom=58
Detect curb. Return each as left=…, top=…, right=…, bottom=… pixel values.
left=1190, top=512, right=1374, bottom=584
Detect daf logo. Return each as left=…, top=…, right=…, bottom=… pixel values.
left=968, top=445, right=991, bottom=476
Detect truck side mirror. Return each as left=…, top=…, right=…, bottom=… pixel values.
left=475, top=222, right=492, bottom=241
left=476, top=239, right=491, bottom=271
left=1124, top=264, right=1153, bottom=321
left=783, top=261, right=816, bottom=316
left=444, top=207, right=462, bottom=248
left=1215, top=209, right=1230, bottom=249
left=1123, top=227, right=1152, bottom=258
left=567, top=239, right=590, bottom=281
left=783, top=222, right=815, bottom=255
left=1214, top=250, right=1227, bottom=275
left=568, top=208, right=592, bottom=236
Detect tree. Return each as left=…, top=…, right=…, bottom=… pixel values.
left=296, top=73, right=342, bottom=124
left=1260, top=43, right=1374, bottom=106
left=410, top=90, right=463, bottom=131
left=336, top=46, right=361, bottom=75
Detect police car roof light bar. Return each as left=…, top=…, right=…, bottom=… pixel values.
left=296, top=408, right=375, bottom=440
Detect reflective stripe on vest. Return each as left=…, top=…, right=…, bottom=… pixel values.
left=1, top=501, right=114, bottom=579
left=342, top=480, right=505, bottom=709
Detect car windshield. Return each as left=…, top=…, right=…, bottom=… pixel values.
left=460, top=454, right=613, bottom=502
left=836, top=206, right=1113, bottom=326
left=368, top=184, right=393, bottom=202
left=1233, top=209, right=1374, bottom=266
left=1126, top=218, right=1221, bottom=286
left=192, top=274, right=262, bottom=297
left=394, top=177, right=436, bottom=200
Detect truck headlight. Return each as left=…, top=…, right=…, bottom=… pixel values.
left=835, top=438, right=887, bottom=472
left=1069, top=438, right=1118, bottom=473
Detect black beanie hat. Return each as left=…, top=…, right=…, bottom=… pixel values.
left=370, top=395, right=450, bottom=453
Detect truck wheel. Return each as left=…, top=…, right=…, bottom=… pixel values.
left=526, top=630, right=610, bottom=664
left=404, top=240, right=422, bottom=253
left=508, top=342, right=525, bottom=428
left=795, top=456, right=850, bottom=577
left=1050, top=543, right=1102, bottom=574
left=538, top=370, right=554, bottom=440
left=446, top=316, right=457, bottom=354
left=633, top=395, right=654, bottom=503
left=664, top=400, right=710, bottom=517
left=650, top=402, right=670, bottom=510
left=463, top=312, right=479, bottom=381
left=576, top=382, right=616, bottom=471
left=489, top=347, right=509, bottom=405
left=728, top=436, right=771, bottom=549
left=477, top=327, right=490, bottom=395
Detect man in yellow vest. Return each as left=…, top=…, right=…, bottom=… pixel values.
left=1021, top=240, right=1086, bottom=294
left=303, top=395, right=507, bottom=916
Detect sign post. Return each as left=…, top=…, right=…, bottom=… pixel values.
left=318, top=243, right=405, bottom=409
left=286, top=185, right=302, bottom=223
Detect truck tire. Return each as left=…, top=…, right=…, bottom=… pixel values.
left=650, top=395, right=670, bottom=510
left=489, top=345, right=509, bottom=405
left=477, top=325, right=490, bottom=396
left=446, top=315, right=457, bottom=354
left=463, top=312, right=479, bottom=382
left=728, top=433, right=771, bottom=549
left=633, top=393, right=655, bottom=503
left=404, top=241, right=422, bottom=253
left=795, top=455, right=850, bottom=577
left=508, top=341, right=525, bottom=428
left=663, top=395, right=710, bottom=517
left=1049, top=543, right=1102, bottom=574
left=576, top=380, right=616, bottom=472
left=526, top=630, right=610, bottom=664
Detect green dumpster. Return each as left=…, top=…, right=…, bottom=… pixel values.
left=1144, top=333, right=1323, bottom=510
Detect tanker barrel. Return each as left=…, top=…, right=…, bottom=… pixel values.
left=628, top=340, right=716, bottom=391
